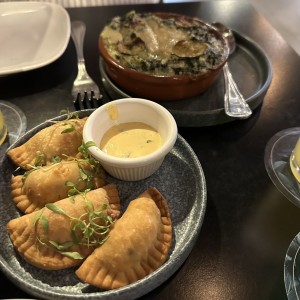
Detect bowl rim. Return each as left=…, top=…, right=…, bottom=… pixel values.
left=83, top=98, right=178, bottom=167
left=98, top=11, right=229, bottom=81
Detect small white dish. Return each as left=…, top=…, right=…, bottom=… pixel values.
left=83, top=98, right=178, bottom=181
left=0, top=1, right=70, bottom=76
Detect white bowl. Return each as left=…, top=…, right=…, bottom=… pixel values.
left=83, top=98, right=178, bottom=181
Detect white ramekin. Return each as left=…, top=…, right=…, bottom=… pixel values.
left=83, top=98, right=178, bottom=181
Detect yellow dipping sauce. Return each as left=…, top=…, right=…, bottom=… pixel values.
left=100, top=122, right=163, bottom=158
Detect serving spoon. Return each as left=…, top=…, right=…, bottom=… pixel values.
left=212, top=22, right=252, bottom=119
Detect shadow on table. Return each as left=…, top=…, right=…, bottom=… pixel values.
left=0, top=40, right=76, bottom=99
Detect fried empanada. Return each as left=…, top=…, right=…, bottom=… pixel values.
left=11, top=159, right=106, bottom=214
left=7, top=118, right=87, bottom=170
left=76, top=187, right=172, bottom=290
left=7, top=184, right=121, bottom=270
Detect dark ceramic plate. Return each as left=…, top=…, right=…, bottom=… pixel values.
left=0, top=110, right=207, bottom=300
left=100, top=31, right=272, bottom=127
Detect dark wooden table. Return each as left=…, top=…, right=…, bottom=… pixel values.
left=1, top=1, right=300, bottom=299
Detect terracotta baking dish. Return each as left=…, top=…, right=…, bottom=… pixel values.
left=99, top=12, right=229, bottom=102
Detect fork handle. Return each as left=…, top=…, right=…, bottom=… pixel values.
left=71, top=21, right=86, bottom=63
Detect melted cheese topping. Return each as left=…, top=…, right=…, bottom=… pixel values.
left=101, top=26, right=123, bottom=44
left=142, top=18, right=188, bottom=59
left=100, top=122, right=163, bottom=158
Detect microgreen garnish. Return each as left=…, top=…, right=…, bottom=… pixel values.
left=33, top=151, right=46, bottom=167
left=63, top=148, right=102, bottom=202
left=34, top=201, right=115, bottom=259
left=48, top=108, right=80, bottom=134
left=51, top=155, right=62, bottom=163
left=60, top=108, right=79, bottom=120
left=79, top=141, right=102, bottom=172
left=61, top=122, right=76, bottom=134
left=78, top=141, right=97, bottom=159
left=23, top=152, right=47, bottom=181
left=21, top=141, right=103, bottom=200
left=24, top=127, right=110, bottom=260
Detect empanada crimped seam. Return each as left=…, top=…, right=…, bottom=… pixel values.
left=7, top=117, right=87, bottom=170
left=10, top=158, right=106, bottom=214
left=7, top=184, right=121, bottom=270
left=75, top=187, right=172, bottom=290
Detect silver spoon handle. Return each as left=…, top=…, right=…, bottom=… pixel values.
left=223, top=62, right=252, bottom=119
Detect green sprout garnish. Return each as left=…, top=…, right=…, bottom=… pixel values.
left=19, top=117, right=109, bottom=260
left=78, top=141, right=97, bottom=159
left=64, top=141, right=103, bottom=201
left=65, top=170, right=93, bottom=203
left=59, top=108, right=81, bottom=134
left=30, top=139, right=109, bottom=259
left=51, top=155, right=62, bottom=164
left=22, top=141, right=102, bottom=196
left=33, top=151, right=46, bottom=167
left=23, top=111, right=87, bottom=171
left=34, top=200, right=115, bottom=260
left=60, top=108, right=79, bottom=120
left=60, top=122, right=76, bottom=134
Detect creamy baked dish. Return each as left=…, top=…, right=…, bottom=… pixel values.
left=101, top=11, right=227, bottom=76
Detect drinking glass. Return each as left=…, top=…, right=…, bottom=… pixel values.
left=0, top=108, right=7, bottom=146
left=290, top=137, right=300, bottom=182
left=264, top=128, right=300, bottom=207
left=0, top=101, right=27, bottom=153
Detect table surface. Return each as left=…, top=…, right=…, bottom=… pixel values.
left=1, top=1, right=300, bottom=299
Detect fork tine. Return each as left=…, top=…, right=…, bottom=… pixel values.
left=90, top=91, right=103, bottom=108
left=92, top=88, right=101, bottom=101
left=71, top=21, right=103, bottom=110
left=82, top=92, right=90, bottom=109
left=73, top=93, right=81, bottom=111
left=73, top=92, right=103, bottom=110
left=91, top=97, right=100, bottom=109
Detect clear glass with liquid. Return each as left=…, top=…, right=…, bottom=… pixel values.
left=0, top=108, right=7, bottom=145
left=290, top=137, right=300, bottom=182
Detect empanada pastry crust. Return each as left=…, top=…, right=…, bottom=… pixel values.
left=11, top=160, right=106, bottom=214
left=7, top=184, right=121, bottom=270
left=76, top=187, right=172, bottom=290
left=7, top=118, right=87, bottom=170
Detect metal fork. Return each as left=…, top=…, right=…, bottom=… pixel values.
left=71, top=20, right=102, bottom=110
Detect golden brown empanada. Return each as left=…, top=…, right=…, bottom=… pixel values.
left=76, top=187, right=172, bottom=290
left=11, top=159, right=106, bottom=214
left=7, top=184, right=121, bottom=270
left=7, top=118, right=87, bottom=170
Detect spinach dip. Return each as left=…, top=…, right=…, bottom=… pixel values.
left=101, top=11, right=227, bottom=76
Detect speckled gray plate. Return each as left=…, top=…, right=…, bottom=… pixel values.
left=0, top=110, right=207, bottom=300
